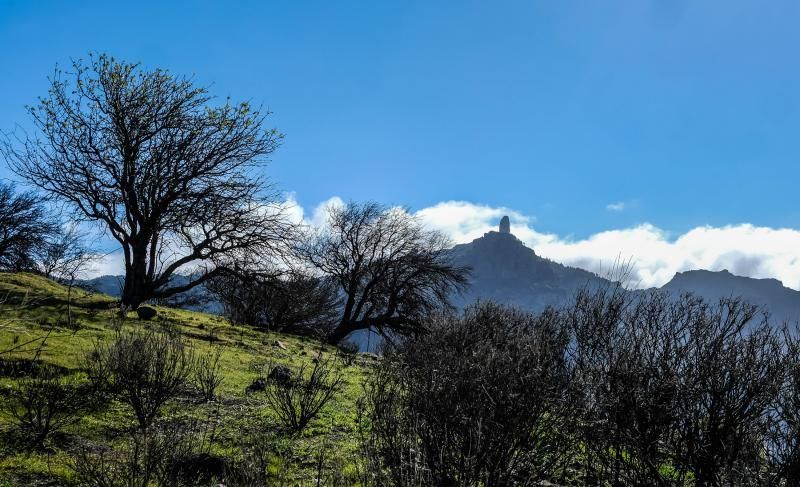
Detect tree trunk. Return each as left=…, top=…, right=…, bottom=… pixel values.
left=327, top=322, right=359, bottom=345
left=121, top=245, right=150, bottom=309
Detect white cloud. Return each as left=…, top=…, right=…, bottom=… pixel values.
left=310, top=196, right=345, bottom=228
left=91, top=250, right=126, bottom=277
left=606, top=202, right=627, bottom=212
left=411, top=200, right=800, bottom=291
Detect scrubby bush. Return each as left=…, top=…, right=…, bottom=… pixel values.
left=568, top=283, right=785, bottom=486
left=71, top=420, right=220, bottom=487
left=86, top=328, right=193, bottom=429
left=208, top=271, right=340, bottom=338
left=362, top=302, right=577, bottom=487
left=0, top=363, right=88, bottom=448
left=191, top=347, right=224, bottom=402
left=263, top=352, right=343, bottom=432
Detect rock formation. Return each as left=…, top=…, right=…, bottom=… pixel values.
left=499, top=215, right=511, bottom=234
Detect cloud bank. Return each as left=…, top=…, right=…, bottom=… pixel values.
left=414, top=200, right=800, bottom=291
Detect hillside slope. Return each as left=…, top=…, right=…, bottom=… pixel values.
left=0, top=272, right=371, bottom=486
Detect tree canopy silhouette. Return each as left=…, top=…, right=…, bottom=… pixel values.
left=0, top=182, right=57, bottom=271
left=300, top=201, right=469, bottom=344
left=2, top=54, right=294, bottom=308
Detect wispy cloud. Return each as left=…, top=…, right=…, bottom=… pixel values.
left=606, top=201, right=627, bottom=212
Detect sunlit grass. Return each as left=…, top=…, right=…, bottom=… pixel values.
left=0, top=272, right=371, bottom=485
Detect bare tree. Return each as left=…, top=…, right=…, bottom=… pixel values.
left=0, top=181, right=57, bottom=271
left=300, top=201, right=469, bottom=344
left=38, top=223, right=99, bottom=326
left=1, top=53, right=294, bottom=309
left=38, top=223, right=96, bottom=283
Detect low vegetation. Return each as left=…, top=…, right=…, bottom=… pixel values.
left=5, top=269, right=800, bottom=486
left=0, top=273, right=370, bottom=485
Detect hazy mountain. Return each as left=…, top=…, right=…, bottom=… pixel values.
left=661, top=269, right=800, bottom=324
left=448, top=218, right=800, bottom=324
left=78, top=274, right=220, bottom=314
left=448, top=225, right=607, bottom=312
left=78, top=275, right=124, bottom=297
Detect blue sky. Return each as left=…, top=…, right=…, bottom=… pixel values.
left=2, top=1, right=800, bottom=287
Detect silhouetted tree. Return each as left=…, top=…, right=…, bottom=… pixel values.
left=300, top=201, right=469, bottom=344
left=2, top=54, right=294, bottom=309
left=0, top=182, right=57, bottom=271
left=37, top=224, right=96, bottom=283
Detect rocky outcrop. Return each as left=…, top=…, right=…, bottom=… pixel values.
left=499, top=215, right=511, bottom=234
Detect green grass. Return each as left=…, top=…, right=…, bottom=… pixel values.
left=0, top=272, right=374, bottom=486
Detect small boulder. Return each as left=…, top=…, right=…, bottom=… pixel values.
left=136, top=306, right=157, bottom=320
left=245, top=378, right=267, bottom=394
left=267, top=365, right=293, bottom=385
left=273, top=340, right=287, bottom=350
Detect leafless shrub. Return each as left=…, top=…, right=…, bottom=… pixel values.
left=362, top=302, right=577, bottom=487
left=263, top=352, right=343, bottom=432
left=71, top=420, right=221, bottom=487
left=192, top=347, right=224, bottom=402
left=569, top=282, right=785, bottom=486
left=82, top=339, right=114, bottom=394
left=86, top=327, right=193, bottom=429
left=0, top=363, right=88, bottom=448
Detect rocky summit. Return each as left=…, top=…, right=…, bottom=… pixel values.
left=448, top=216, right=604, bottom=311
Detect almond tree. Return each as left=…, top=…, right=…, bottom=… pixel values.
left=2, top=54, right=294, bottom=308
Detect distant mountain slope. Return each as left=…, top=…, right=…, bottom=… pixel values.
left=449, top=219, right=800, bottom=324
left=661, top=269, right=800, bottom=324
left=448, top=227, right=607, bottom=312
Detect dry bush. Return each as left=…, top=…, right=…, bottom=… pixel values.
left=86, top=327, right=193, bottom=429
left=191, top=346, right=224, bottom=402
left=0, top=363, right=88, bottom=448
left=263, top=352, right=343, bottom=432
left=362, top=302, right=576, bottom=487
left=569, top=283, right=785, bottom=486
left=71, top=420, right=223, bottom=487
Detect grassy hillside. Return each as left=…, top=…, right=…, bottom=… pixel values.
left=0, top=272, right=372, bottom=486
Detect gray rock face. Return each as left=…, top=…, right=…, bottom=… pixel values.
left=499, top=215, right=511, bottom=234
left=447, top=229, right=605, bottom=312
